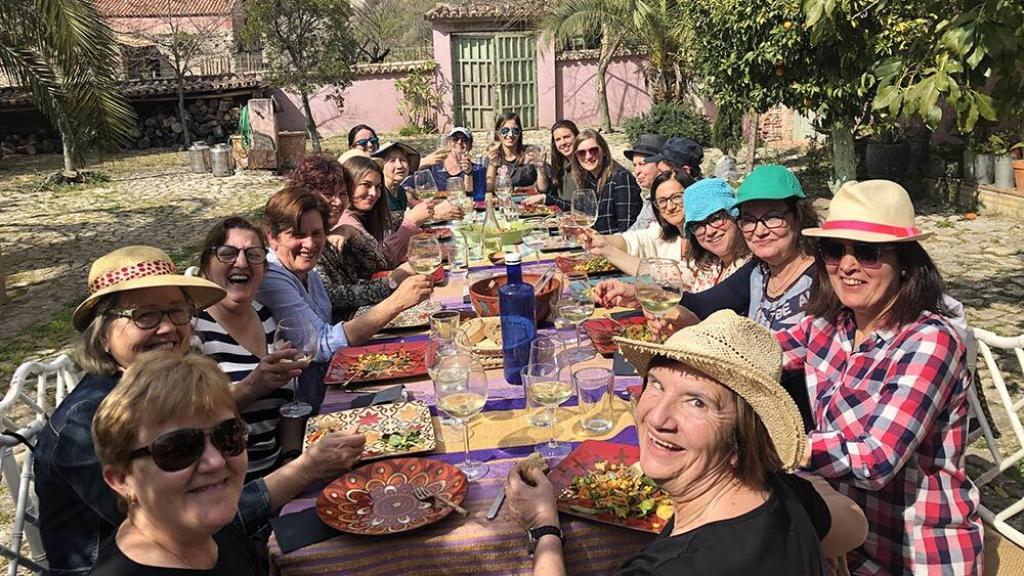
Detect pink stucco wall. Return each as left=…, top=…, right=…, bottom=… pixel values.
left=555, top=55, right=652, bottom=128
left=432, top=26, right=455, bottom=131
left=535, top=38, right=558, bottom=129
left=272, top=73, right=407, bottom=137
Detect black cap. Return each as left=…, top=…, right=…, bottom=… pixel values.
left=643, top=137, right=704, bottom=171
left=623, top=134, right=667, bottom=161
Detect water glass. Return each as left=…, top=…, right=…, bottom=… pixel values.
left=429, top=309, right=462, bottom=342
left=574, top=367, right=615, bottom=434
left=526, top=336, right=559, bottom=427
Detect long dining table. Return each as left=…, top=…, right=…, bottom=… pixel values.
left=268, top=244, right=656, bottom=575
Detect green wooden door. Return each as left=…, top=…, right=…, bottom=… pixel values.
left=452, top=33, right=537, bottom=130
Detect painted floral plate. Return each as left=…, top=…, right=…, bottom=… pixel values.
left=325, top=342, right=428, bottom=385
left=316, top=458, right=468, bottom=535
left=555, top=255, right=620, bottom=276
left=304, top=401, right=437, bottom=460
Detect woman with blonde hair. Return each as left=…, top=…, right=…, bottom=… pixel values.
left=90, top=352, right=262, bottom=574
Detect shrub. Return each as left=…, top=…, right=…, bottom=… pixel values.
left=398, top=125, right=428, bottom=137
left=623, top=102, right=712, bottom=146
left=712, top=103, right=744, bottom=155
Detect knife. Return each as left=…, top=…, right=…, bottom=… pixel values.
left=485, top=487, right=506, bottom=520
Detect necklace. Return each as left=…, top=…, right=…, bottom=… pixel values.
left=766, top=255, right=813, bottom=297
left=672, top=479, right=740, bottom=534
left=128, top=517, right=193, bottom=568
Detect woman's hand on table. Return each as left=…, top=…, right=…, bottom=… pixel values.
left=521, top=194, right=546, bottom=207
left=386, top=274, right=432, bottom=311
left=298, top=426, right=366, bottom=484
left=592, top=279, right=638, bottom=309
left=506, top=467, right=560, bottom=531
left=433, top=200, right=463, bottom=221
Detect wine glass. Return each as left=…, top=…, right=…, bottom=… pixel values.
left=635, top=258, right=684, bottom=341
left=495, top=173, right=512, bottom=200
left=434, top=353, right=489, bottom=480
left=447, top=176, right=474, bottom=223
left=523, top=362, right=573, bottom=460
left=522, top=228, right=547, bottom=262
left=524, top=144, right=543, bottom=167
left=558, top=271, right=596, bottom=363
left=426, top=330, right=462, bottom=429
left=570, top=188, right=598, bottom=231
left=408, top=233, right=443, bottom=309
left=274, top=317, right=317, bottom=419
left=414, top=169, right=438, bottom=204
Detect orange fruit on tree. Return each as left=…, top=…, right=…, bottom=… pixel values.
left=783, top=21, right=793, bottom=30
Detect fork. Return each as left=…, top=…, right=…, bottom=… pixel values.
left=413, top=486, right=468, bottom=516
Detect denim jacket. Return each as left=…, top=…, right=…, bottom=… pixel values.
left=35, top=372, right=273, bottom=576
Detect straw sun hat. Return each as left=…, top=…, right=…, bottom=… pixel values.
left=72, top=246, right=225, bottom=331
left=802, top=179, right=931, bottom=243
left=614, top=309, right=806, bottom=470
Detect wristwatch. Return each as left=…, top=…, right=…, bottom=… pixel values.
left=387, top=275, right=399, bottom=290
left=527, top=525, right=563, bottom=554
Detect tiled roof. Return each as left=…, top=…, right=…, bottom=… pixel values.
left=91, top=0, right=237, bottom=18
left=425, top=1, right=546, bottom=22
left=0, top=75, right=261, bottom=109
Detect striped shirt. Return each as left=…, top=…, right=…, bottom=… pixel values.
left=194, top=302, right=295, bottom=482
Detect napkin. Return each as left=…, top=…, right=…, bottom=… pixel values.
left=270, top=508, right=338, bottom=554
left=350, top=384, right=405, bottom=408
left=613, top=351, right=638, bottom=376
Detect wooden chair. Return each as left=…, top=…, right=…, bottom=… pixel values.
left=969, top=327, right=1024, bottom=548
left=1, top=354, right=80, bottom=575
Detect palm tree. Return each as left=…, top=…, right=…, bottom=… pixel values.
left=540, top=0, right=690, bottom=131
left=0, top=0, right=136, bottom=173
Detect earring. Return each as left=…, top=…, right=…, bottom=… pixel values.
left=900, top=269, right=907, bottom=278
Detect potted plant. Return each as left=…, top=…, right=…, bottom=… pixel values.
left=972, top=134, right=999, bottom=185
left=1011, top=141, right=1024, bottom=192
left=864, top=121, right=910, bottom=180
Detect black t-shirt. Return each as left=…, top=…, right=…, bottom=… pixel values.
left=616, top=473, right=830, bottom=576
left=89, top=523, right=265, bottom=576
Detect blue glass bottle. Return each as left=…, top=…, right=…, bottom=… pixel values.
left=499, top=252, right=537, bottom=385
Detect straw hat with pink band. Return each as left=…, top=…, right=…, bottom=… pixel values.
left=802, top=180, right=931, bottom=244
left=73, top=245, right=225, bottom=331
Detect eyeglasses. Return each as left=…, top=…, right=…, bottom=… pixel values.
left=575, top=146, right=602, bottom=160
left=818, top=239, right=895, bottom=269
left=129, top=417, right=249, bottom=472
left=210, top=245, right=268, bottom=265
left=688, top=211, right=732, bottom=235
left=499, top=127, right=522, bottom=137
left=107, top=305, right=195, bottom=330
left=737, top=210, right=791, bottom=233
left=355, top=137, right=379, bottom=149
left=654, top=193, right=684, bottom=210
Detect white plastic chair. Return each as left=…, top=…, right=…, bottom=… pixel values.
left=1, top=354, right=80, bottom=575
left=968, top=327, right=1024, bottom=548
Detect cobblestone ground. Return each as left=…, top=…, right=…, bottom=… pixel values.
left=0, top=134, right=1022, bottom=571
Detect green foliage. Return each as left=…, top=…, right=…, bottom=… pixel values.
left=623, top=102, right=712, bottom=146
left=805, top=0, right=1024, bottom=133
left=0, top=0, right=136, bottom=169
left=712, top=104, right=745, bottom=155
left=242, top=0, right=359, bottom=149
left=394, top=68, right=442, bottom=134
left=398, top=125, right=429, bottom=137
left=351, top=0, right=434, bottom=63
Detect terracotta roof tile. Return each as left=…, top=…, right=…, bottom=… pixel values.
left=425, top=1, right=547, bottom=22
left=91, top=0, right=237, bottom=18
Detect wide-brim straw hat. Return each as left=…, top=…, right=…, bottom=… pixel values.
left=372, top=141, right=421, bottom=173
left=803, top=179, right=931, bottom=243
left=615, top=309, right=806, bottom=471
left=73, top=246, right=225, bottom=331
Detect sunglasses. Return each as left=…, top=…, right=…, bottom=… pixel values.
left=355, top=136, right=379, bottom=148
left=575, top=146, right=602, bottom=160
left=129, top=417, right=249, bottom=472
left=818, top=239, right=896, bottom=269
left=107, top=305, right=195, bottom=330
left=210, top=245, right=268, bottom=265
left=499, top=127, right=522, bottom=137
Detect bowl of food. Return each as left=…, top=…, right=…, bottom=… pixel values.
left=469, top=273, right=561, bottom=321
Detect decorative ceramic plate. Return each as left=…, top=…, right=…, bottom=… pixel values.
left=582, top=315, right=653, bottom=356
left=548, top=440, right=673, bottom=534
left=304, top=401, right=436, bottom=460
left=316, top=458, right=468, bottom=535
left=555, top=255, right=620, bottom=276
left=325, top=342, right=428, bottom=385
left=353, top=299, right=442, bottom=331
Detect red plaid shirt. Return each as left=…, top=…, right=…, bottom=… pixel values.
left=778, top=311, right=983, bottom=575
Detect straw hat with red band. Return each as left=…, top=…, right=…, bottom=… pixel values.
left=73, top=246, right=226, bottom=331
left=802, top=179, right=932, bottom=244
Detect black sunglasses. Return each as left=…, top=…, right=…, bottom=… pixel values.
left=499, top=127, right=522, bottom=137
left=211, top=245, right=268, bottom=265
left=355, top=136, right=379, bottom=148
left=129, top=417, right=249, bottom=472
left=818, top=239, right=895, bottom=269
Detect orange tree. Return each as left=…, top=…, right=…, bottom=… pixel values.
left=682, top=0, right=1024, bottom=183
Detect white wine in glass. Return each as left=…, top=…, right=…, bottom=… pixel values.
left=570, top=188, right=598, bottom=229
left=434, top=354, right=489, bottom=481
left=636, top=258, right=684, bottom=342
left=274, top=317, right=317, bottom=418
left=558, top=271, right=595, bottom=363
left=523, top=362, right=572, bottom=460
left=415, top=169, right=438, bottom=203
